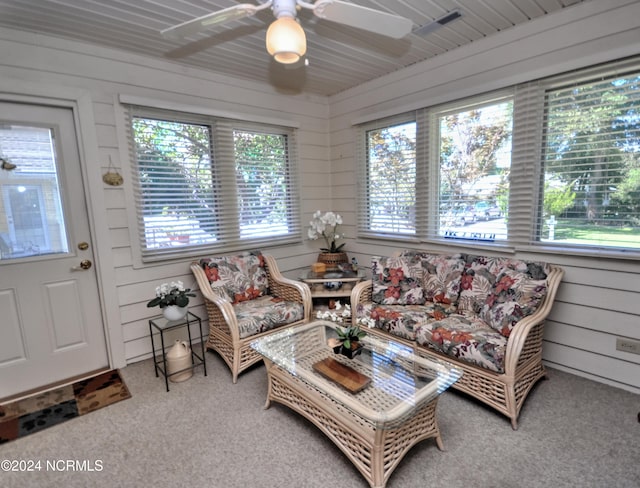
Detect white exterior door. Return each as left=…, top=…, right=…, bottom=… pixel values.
left=0, top=102, right=108, bottom=399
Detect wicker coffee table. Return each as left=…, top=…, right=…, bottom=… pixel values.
left=251, top=320, right=462, bottom=488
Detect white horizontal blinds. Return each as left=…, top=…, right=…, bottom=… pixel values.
left=415, top=108, right=430, bottom=238
left=215, top=119, right=301, bottom=246
left=510, top=82, right=545, bottom=246
left=539, top=64, right=640, bottom=250
left=128, top=106, right=301, bottom=260
left=129, top=107, right=218, bottom=259
left=358, top=113, right=418, bottom=238
left=434, top=95, right=513, bottom=243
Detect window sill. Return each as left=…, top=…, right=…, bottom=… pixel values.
left=516, top=244, right=640, bottom=262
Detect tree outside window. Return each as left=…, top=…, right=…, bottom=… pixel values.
left=133, top=117, right=217, bottom=249
left=365, top=121, right=416, bottom=234
left=131, top=115, right=298, bottom=258
left=541, top=72, right=640, bottom=249
left=233, top=130, right=292, bottom=238
left=437, top=100, right=513, bottom=241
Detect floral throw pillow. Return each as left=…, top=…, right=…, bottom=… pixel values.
left=420, top=253, right=465, bottom=305
left=371, top=255, right=425, bottom=305
left=200, top=251, right=269, bottom=304
left=458, top=255, right=532, bottom=314
left=480, top=267, right=549, bottom=337
left=399, top=251, right=465, bottom=305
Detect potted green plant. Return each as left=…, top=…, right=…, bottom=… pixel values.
left=328, top=325, right=366, bottom=359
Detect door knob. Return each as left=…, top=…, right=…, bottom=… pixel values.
left=72, top=259, right=92, bottom=271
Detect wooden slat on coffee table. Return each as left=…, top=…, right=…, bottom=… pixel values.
left=312, top=358, right=371, bottom=393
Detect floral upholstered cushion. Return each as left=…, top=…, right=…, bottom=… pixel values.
left=371, top=255, right=425, bottom=305
left=480, top=266, right=549, bottom=337
left=357, top=301, right=455, bottom=341
left=402, top=251, right=465, bottom=305
left=414, top=314, right=508, bottom=373
left=234, top=295, right=304, bottom=339
left=199, top=251, right=269, bottom=304
left=457, top=255, right=535, bottom=314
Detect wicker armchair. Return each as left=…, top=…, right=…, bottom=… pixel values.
left=191, top=252, right=312, bottom=383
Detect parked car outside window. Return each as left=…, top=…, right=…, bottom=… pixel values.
left=474, top=201, right=502, bottom=220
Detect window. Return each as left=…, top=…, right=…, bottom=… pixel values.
left=0, top=125, right=68, bottom=258
left=538, top=69, right=640, bottom=250
left=233, top=129, right=295, bottom=238
left=358, top=97, right=513, bottom=244
left=360, top=117, right=417, bottom=236
left=436, top=98, right=513, bottom=242
left=129, top=108, right=300, bottom=260
left=358, top=57, right=640, bottom=256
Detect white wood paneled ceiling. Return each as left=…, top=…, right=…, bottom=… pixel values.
left=0, top=0, right=587, bottom=96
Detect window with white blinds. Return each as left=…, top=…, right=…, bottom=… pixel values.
left=128, top=107, right=300, bottom=260
left=359, top=115, right=417, bottom=237
left=357, top=57, right=640, bottom=256
left=357, top=96, right=513, bottom=244
left=537, top=66, right=640, bottom=250
left=434, top=97, right=513, bottom=243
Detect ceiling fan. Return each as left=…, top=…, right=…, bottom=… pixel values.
left=161, top=0, right=414, bottom=65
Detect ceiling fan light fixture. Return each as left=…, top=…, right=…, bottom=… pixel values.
left=265, top=16, right=306, bottom=64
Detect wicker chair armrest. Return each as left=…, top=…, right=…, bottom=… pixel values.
left=264, top=255, right=313, bottom=321
left=351, top=280, right=373, bottom=318
left=190, top=262, right=241, bottom=342
left=503, top=264, right=564, bottom=374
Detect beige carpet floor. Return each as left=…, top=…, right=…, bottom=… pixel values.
left=0, top=352, right=638, bottom=487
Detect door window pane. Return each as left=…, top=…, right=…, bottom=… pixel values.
left=0, top=125, right=68, bottom=259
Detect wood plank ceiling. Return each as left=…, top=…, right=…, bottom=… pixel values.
left=0, top=0, right=587, bottom=96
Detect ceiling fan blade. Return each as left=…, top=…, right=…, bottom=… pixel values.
left=312, top=0, right=413, bottom=39
left=161, top=4, right=261, bottom=39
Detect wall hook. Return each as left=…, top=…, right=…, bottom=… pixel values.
left=1, top=157, right=16, bottom=170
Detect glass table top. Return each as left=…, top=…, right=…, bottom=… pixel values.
left=251, top=320, right=462, bottom=427
left=300, top=268, right=367, bottom=282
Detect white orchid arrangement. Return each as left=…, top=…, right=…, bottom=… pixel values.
left=357, top=316, right=376, bottom=329
left=308, top=210, right=345, bottom=253
left=316, top=301, right=351, bottom=323
left=147, top=281, right=195, bottom=309
left=317, top=301, right=376, bottom=331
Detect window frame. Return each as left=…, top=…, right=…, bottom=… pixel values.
left=532, top=64, right=640, bottom=254
left=357, top=113, right=420, bottom=241
left=429, top=93, right=514, bottom=245
left=126, top=105, right=301, bottom=262
left=356, top=57, right=640, bottom=259
left=356, top=112, right=424, bottom=242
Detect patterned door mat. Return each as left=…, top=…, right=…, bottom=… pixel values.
left=0, top=370, right=131, bottom=444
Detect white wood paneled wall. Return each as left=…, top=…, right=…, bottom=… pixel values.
left=0, top=0, right=639, bottom=394
left=0, top=27, right=331, bottom=366
left=328, top=0, right=640, bottom=394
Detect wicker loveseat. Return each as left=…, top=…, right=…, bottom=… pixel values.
left=351, top=250, right=564, bottom=429
left=191, top=251, right=312, bottom=383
